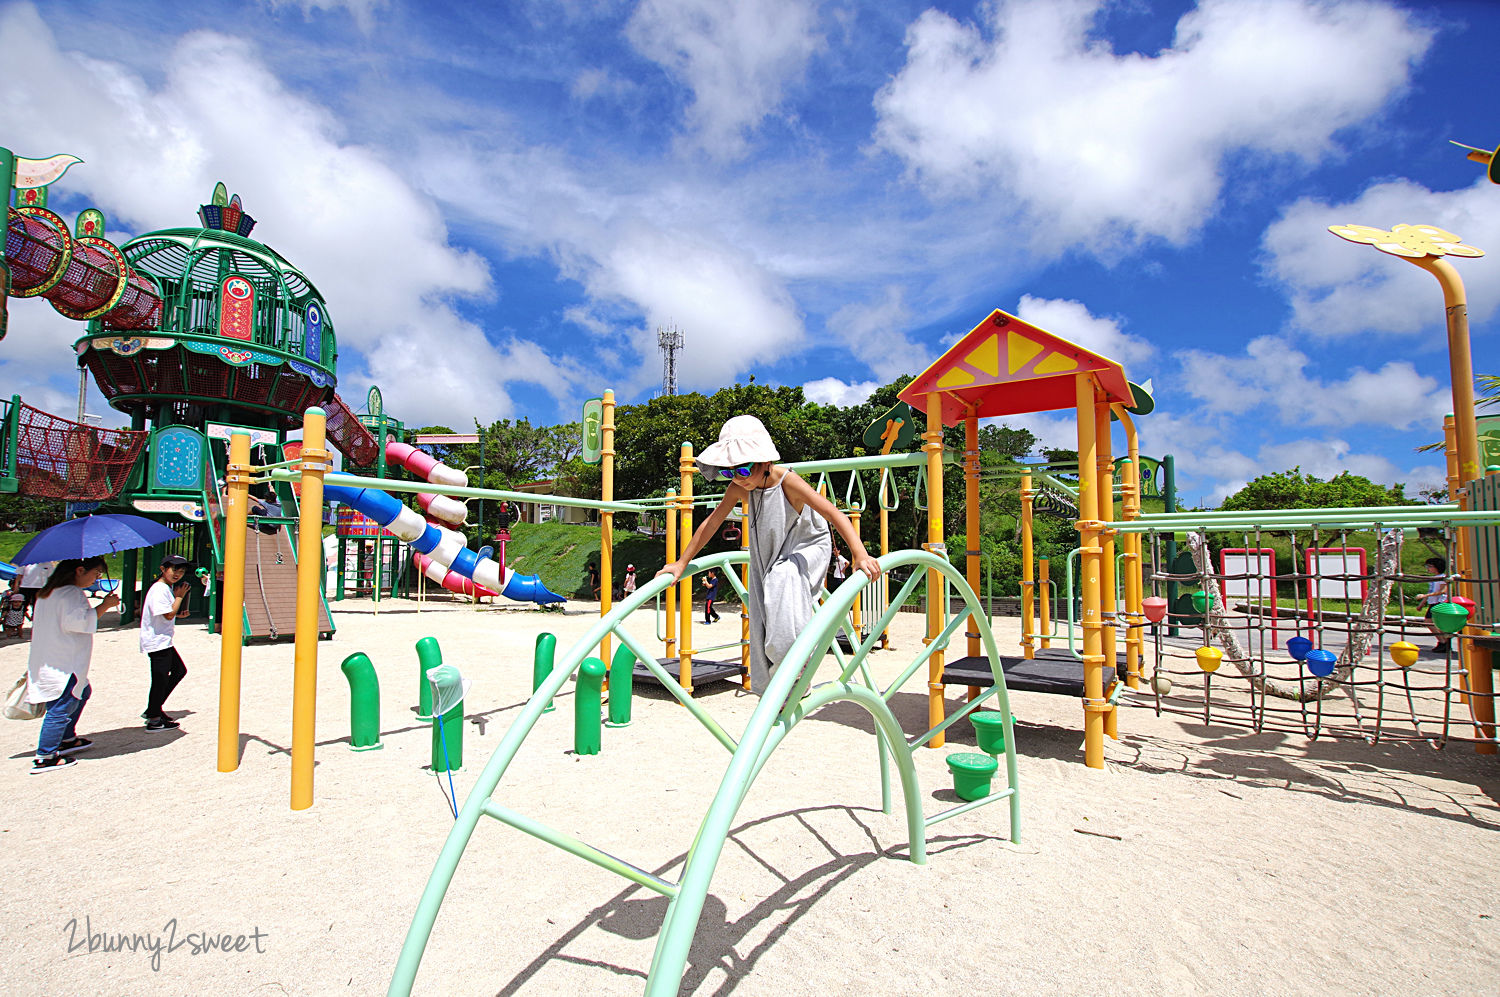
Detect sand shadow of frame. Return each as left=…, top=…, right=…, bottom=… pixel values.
left=489, top=803, right=1005, bottom=996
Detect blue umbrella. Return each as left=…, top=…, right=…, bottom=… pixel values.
left=12, top=514, right=182, bottom=565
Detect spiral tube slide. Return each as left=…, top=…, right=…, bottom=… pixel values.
left=386, top=441, right=468, bottom=526
left=324, top=484, right=565, bottom=605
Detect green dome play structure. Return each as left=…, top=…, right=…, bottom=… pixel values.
left=1, top=150, right=380, bottom=639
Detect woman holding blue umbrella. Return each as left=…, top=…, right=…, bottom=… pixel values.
left=25, top=558, right=120, bottom=772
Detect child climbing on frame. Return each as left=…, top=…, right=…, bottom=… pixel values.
left=657, top=415, right=879, bottom=693
left=1422, top=556, right=1450, bottom=653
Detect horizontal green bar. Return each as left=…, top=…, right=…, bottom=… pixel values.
left=481, top=801, right=678, bottom=898
left=924, top=786, right=1018, bottom=828
left=782, top=451, right=944, bottom=473
left=272, top=469, right=642, bottom=513
left=1137, top=503, right=1458, bottom=520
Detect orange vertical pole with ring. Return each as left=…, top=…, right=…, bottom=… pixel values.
left=1076, top=376, right=1106, bottom=769
left=1020, top=471, right=1035, bottom=659
left=963, top=407, right=981, bottom=703
left=216, top=430, right=252, bottom=773
left=923, top=391, right=947, bottom=746
left=678, top=442, right=694, bottom=694
left=664, top=488, right=677, bottom=664
left=291, top=406, right=329, bottom=810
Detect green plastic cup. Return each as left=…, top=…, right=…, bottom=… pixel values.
left=946, top=752, right=998, bottom=802
left=969, top=712, right=1008, bottom=755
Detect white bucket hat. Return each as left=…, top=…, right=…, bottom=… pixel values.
left=697, top=415, right=780, bottom=478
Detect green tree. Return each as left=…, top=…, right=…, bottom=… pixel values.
left=1220, top=468, right=1406, bottom=512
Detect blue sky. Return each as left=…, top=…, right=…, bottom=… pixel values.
left=1, top=0, right=1496, bottom=503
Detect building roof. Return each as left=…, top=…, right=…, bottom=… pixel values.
left=898, top=308, right=1133, bottom=427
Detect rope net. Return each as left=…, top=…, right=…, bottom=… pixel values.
left=13, top=402, right=147, bottom=500
left=1135, top=519, right=1496, bottom=748
left=324, top=392, right=378, bottom=468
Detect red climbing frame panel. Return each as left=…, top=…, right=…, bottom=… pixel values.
left=12, top=402, right=148, bottom=500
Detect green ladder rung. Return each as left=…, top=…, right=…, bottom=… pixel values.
left=480, top=802, right=679, bottom=899
left=924, top=786, right=1018, bottom=828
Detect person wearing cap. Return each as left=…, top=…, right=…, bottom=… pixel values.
left=622, top=564, right=638, bottom=597
left=658, top=415, right=879, bottom=693
left=139, top=554, right=192, bottom=730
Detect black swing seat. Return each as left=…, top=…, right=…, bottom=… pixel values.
left=639, top=657, right=746, bottom=688
left=940, top=647, right=1126, bottom=697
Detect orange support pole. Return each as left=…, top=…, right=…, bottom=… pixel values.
left=1076, top=376, right=1106, bottom=769
left=678, top=442, right=694, bottom=694
left=923, top=391, right=947, bottom=747
left=291, top=407, right=329, bottom=810
left=1020, top=472, right=1035, bottom=659
left=964, top=407, right=981, bottom=699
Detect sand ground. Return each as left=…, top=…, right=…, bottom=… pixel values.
left=1, top=596, right=1498, bottom=996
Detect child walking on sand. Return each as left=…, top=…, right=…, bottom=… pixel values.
left=658, top=416, right=878, bottom=693
left=140, top=554, right=192, bottom=730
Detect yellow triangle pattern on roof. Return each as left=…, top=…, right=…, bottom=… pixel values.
left=966, top=335, right=1000, bottom=377
left=1007, top=332, right=1044, bottom=374
left=936, top=367, right=975, bottom=389
left=1035, top=351, right=1078, bottom=375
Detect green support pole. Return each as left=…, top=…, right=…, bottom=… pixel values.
left=606, top=644, right=636, bottom=728
left=416, top=636, right=441, bottom=722
left=341, top=651, right=383, bottom=750
left=574, top=656, right=605, bottom=755
left=1162, top=453, right=1179, bottom=638
left=431, top=699, right=462, bottom=773
left=533, top=632, right=556, bottom=713
left=121, top=547, right=139, bottom=624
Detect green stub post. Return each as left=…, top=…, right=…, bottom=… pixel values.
left=606, top=644, right=636, bottom=727
left=575, top=656, right=605, bottom=755
left=426, top=663, right=465, bottom=773
left=340, top=652, right=383, bottom=750
left=534, top=632, right=557, bottom=713
left=416, top=636, right=441, bottom=721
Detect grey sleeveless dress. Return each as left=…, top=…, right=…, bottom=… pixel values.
left=746, top=472, right=832, bottom=693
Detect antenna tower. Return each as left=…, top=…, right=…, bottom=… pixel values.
left=657, top=323, right=684, bottom=396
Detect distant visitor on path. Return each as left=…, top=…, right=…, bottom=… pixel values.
left=658, top=415, right=878, bottom=693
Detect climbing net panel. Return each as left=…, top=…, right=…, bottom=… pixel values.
left=324, top=392, right=378, bottom=468
left=13, top=402, right=148, bottom=500
left=1138, top=521, right=1496, bottom=748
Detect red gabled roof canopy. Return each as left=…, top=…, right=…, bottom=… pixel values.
left=899, top=308, right=1133, bottom=427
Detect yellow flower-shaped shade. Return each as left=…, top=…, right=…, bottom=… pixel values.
left=1328, top=223, right=1484, bottom=259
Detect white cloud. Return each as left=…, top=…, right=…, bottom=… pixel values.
left=0, top=4, right=560, bottom=429
left=826, top=286, right=929, bottom=382
left=1015, top=294, right=1154, bottom=368
left=626, top=0, right=822, bottom=159
left=262, top=0, right=387, bottom=32
left=1176, top=335, right=1451, bottom=431
left=873, top=0, right=1432, bottom=251
left=1261, top=177, right=1500, bottom=337
left=802, top=377, right=878, bottom=407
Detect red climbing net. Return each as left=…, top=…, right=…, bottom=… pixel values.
left=12, top=403, right=148, bottom=500
left=324, top=392, right=378, bottom=468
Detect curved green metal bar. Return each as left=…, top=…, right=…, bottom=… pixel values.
left=388, top=548, right=1019, bottom=997
left=878, top=467, right=900, bottom=512
left=643, top=549, right=1019, bottom=995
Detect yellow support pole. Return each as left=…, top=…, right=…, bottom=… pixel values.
left=1116, top=408, right=1143, bottom=690
left=1076, top=376, right=1106, bottom=769
left=290, top=407, right=329, bottom=810
left=1038, top=556, right=1051, bottom=650
left=1444, top=415, right=1459, bottom=501
left=664, top=488, right=677, bottom=663
left=879, top=469, right=891, bottom=649
left=923, top=391, right=946, bottom=747
left=216, top=430, right=252, bottom=774
left=850, top=507, right=863, bottom=643
left=1095, top=396, right=1118, bottom=741
left=740, top=496, right=751, bottom=690
left=1020, top=471, right=1035, bottom=659
left=1407, top=254, right=1493, bottom=753
left=600, top=390, right=615, bottom=667
left=964, top=408, right=981, bottom=681
left=678, top=442, right=694, bottom=694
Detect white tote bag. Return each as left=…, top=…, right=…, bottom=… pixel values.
left=4, top=674, right=44, bottom=720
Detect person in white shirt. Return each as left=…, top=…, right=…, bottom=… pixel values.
left=25, top=557, right=119, bottom=772
left=140, top=554, right=191, bottom=730
left=18, top=559, right=55, bottom=607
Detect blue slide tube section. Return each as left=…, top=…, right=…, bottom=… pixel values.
left=325, top=484, right=564, bottom=605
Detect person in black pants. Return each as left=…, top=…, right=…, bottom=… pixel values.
left=702, top=569, right=722, bottom=624
left=139, top=554, right=191, bottom=730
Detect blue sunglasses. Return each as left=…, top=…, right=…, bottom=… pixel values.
left=717, top=464, right=755, bottom=480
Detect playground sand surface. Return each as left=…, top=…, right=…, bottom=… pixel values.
left=1, top=598, right=1498, bottom=997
